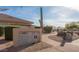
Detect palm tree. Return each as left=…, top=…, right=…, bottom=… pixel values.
left=40, top=7, right=44, bottom=33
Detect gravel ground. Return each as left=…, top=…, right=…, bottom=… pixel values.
left=20, top=42, right=52, bottom=52
left=48, top=33, right=79, bottom=42
left=41, top=33, right=79, bottom=52
left=0, top=41, right=52, bottom=52
left=0, top=36, right=52, bottom=52
left=0, top=32, right=79, bottom=52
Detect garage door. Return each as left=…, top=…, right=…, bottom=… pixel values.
left=18, top=32, right=29, bottom=46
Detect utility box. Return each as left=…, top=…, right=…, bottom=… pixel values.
left=13, top=27, right=41, bottom=47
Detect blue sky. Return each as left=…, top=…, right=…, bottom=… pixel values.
left=0, top=6, right=79, bottom=27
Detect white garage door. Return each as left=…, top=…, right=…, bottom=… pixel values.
left=17, top=32, right=39, bottom=46
left=13, top=28, right=41, bottom=47
left=18, top=32, right=29, bottom=46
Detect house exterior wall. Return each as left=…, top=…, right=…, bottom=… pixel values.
left=13, top=27, right=41, bottom=47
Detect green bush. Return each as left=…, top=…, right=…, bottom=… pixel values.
left=44, top=26, right=52, bottom=33
left=0, top=27, right=4, bottom=36
left=65, top=22, right=79, bottom=30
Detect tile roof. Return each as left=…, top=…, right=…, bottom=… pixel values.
left=0, top=13, right=33, bottom=26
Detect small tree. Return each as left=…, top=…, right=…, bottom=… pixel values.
left=44, top=26, right=52, bottom=33
left=65, top=22, right=79, bottom=30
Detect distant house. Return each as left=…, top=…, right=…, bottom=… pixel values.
left=0, top=13, right=41, bottom=47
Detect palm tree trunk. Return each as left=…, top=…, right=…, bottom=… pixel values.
left=40, top=7, right=43, bottom=33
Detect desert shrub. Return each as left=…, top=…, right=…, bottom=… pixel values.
left=44, top=26, right=52, bottom=33
left=65, top=22, right=79, bottom=30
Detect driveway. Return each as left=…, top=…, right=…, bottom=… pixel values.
left=39, top=33, right=79, bottom=52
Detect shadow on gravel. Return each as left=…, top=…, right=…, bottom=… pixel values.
left=0, top=39, right=10, bottom=44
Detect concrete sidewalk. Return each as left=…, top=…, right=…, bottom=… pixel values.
left=39, top=33, right=79, bottom=52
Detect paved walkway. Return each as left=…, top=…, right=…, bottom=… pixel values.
left=39, top=33, right=79, bottom=52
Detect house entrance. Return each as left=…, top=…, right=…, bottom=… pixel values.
left=0, top=26, right=15, bottom=41
left=4, top=27, right=13, bottom=41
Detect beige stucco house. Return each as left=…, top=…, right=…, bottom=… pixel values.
left=0, top=13, right=41, bottom=47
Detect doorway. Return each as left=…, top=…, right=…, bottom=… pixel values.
left=5, top=27, right=13, bottom=41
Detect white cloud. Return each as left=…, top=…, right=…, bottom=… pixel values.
left=65, top=6, right=79, bottom=11
left=44, top=19, right=64, bottom=27
left=45, top=6, right=79, bottom=27
left=44, top=18, right=79, bottom=27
